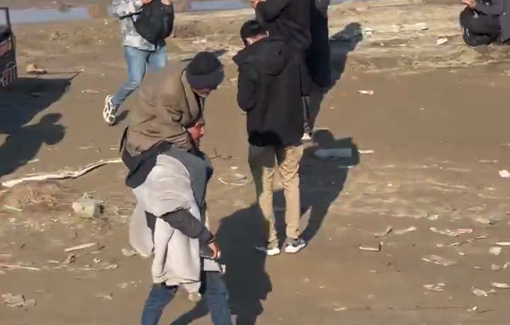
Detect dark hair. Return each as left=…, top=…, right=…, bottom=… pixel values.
left=240, top=20, right=267, bottom=44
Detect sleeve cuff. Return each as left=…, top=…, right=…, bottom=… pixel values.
left=199, top=228, right=215, bottom=243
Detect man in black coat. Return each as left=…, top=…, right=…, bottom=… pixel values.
left=252, top=0, right=313, bottom=140
left=232, top=20, right=308, bottom=255
left=460, top=0, right=510, bottom=46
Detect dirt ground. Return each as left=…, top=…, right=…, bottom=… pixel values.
left=2, top=0, right=510, bottom=324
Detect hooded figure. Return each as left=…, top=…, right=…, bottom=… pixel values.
left=233, top=33, right=305, bottom=147
left=232, top=20, right=308, bottom=256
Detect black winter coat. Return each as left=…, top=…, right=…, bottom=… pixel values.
left=233, top=37, right=305, bottom=147
left=256, top=0, right=312, bottom=51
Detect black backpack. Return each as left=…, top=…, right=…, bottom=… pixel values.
left=133, top=1, right=175, bottom=44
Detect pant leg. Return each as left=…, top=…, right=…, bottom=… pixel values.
left=141, top=283, right=178, bottom=325
left=276, top=144, right=303, bottom=239
left=112, top=46, right=150, bottom=107
left=202, top=271, right=232, bottom=325
left=248, top=145, right=277, bottom=243
left=147, top=44, right=167, bottom=73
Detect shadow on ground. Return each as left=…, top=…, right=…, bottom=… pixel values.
left=330, top=22, right=364, bottom=83
left=299, top=130, right=360, bottom=242
left=0, top=76, right=74, bottom=178
left=172, top=201, right=272, bottom=325
left=305, top=22, right=363, bottom=133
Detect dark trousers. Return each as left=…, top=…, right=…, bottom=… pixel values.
left=460, top=7, right=501, bottom=45
left=141, top=271, right=232, bottom=325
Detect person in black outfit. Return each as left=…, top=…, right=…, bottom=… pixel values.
left=251, top=0, right=313, bottom=139
left=232, top=20, right=309, bottom=255
left=460, top=0, right=510, bottom=46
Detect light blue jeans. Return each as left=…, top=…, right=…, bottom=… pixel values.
left=112, top=45, right=166, bottom=107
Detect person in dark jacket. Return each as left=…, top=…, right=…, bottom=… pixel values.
left=251, top=0, right=314, bottom=140
left=233, top=20, right=307, bottom=255
left=304, top=0, right=332, bottom=141
left=460, top=0, right=510, bottom=45
left=252, top=0, right=311, bottom=51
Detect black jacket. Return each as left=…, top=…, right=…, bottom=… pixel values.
left=256, top=0, right=312, bottom=51
left=233, top=37, right=305, bottom=147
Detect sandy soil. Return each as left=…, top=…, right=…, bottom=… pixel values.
left=2, top=1, right=510, bottom=324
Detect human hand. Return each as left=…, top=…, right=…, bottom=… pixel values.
left=208, top=241, right=221, bottom=260
left=161, top=0, right=172, bottom=5
left=142, top=0, right=153, bottom=5
left=462, top=0, right=476, bottom=8
left=251, top=0, right=264, bottom=9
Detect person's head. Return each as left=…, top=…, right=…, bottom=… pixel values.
left=187, top=116, right=206, bottom=147
left=186, top=52, right=224, bottom=96
left=240, top=19, right=268, bottom=46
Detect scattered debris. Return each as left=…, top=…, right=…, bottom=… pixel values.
left=403, top=22, right=428, bottom=31
left=422, top=255, right=457, bottom=266
left=82, top=89, right=101, bottom=94
left=436, top=37, right=448, bottom=45
left=472, top=287, right=488, bottom=297
left=359, top=242, right=382, bottom=252
left=374, top=226, right=392, bottom=238
left=430, top=227, right=473, bottom=237
left=423, top=283, right=446, bottom=292
left=59, top=254, right=76, bottom=268
left=499, top=170, right=510, bottom=178
left=489, top=246, right=502, bottom=256
left=491, top=282, right=510, bottom=289
left=103, top=263, right=119, bottom=271
left=475, top=216, right=500, bottom=225
left=491, top=263, right=502, bottom=271
left=1, top=293, right=36, bottom=308
left=26, top=63, right=47, bottom=75
left=358, top=90, right=374, bottom=95
left=117, top=283, right=129, bottom=289
left=217, top=173, right=251, bottom=187
left=427, top=214, right=440, bottom=221
left=0, top=263, right=41, bottom=271
left=393, top=226, right=417, bottom=235
left=2, top=205, right=22, bottom=212
left=96, top=293, right=113, bottom=300
left=496, top=242, right=510, bottom=247
left=122, top=248, right=137, bottom=257
left=64, top=242, right=97, bottom=253
left=1, top=158, right=123, bottom=188
left=72, top=197, right=102, bottom=219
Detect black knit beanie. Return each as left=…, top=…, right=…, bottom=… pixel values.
left=186, top=52, right=224, bottom=90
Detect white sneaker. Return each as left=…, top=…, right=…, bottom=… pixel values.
left=103, top=95, right=118, bottom=126
left=301, top=133, right=312, bottom=141
left=255, top=241, right=281, bottom=256
left=284, top=237, right=306, bottom=254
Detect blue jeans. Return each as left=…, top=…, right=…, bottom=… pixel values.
left=112, top=45, right=166, bottom=107
left=141, top=271, right=232, bottom=325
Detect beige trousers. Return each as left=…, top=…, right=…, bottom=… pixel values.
left=248, top=144, right=303, bottom=243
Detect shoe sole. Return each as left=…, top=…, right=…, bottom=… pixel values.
left=103, top=95, right=116, bottom=126
left=284, top=244, right=306, bottom=254
left=255, top=246, right=281, bottom=256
